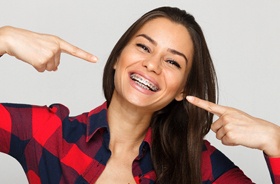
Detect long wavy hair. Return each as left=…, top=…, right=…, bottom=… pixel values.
left=103, top=6, right=217, bottom=184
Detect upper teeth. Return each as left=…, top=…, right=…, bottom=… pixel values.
left=130, top=74, right=159, bottom=92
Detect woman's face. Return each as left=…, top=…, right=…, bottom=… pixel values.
left=113, top=17, right=194, bottom=112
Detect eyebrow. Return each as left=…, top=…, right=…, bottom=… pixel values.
left=136, top=34, right=189, bottom=63
left=136, top=34, right=157, bottom=45
left=167, top=48, right=188, bottom=64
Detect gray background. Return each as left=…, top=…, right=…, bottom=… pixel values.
left=1, top=0, right=280, bottom=183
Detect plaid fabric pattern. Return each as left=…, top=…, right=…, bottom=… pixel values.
left=1, top=102, right=279, bottom=184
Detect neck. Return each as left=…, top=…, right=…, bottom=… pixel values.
left=107, top=93, right=153, bottom=153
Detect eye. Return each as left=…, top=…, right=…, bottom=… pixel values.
left=166, top=59, right=181, bottom=68
left=136, top=43, right=150, bottom=53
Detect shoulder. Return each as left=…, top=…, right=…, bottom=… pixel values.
left=47, top=103, right=70, bottom=119
left=202, top=139, right=215, bottom=153
left=202, top=140, right=253, bottom=183
left=201, top=140, right=237, bottom=181
left=202, top=140, right=236, bottom=170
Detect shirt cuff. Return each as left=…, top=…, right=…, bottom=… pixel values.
left=267, top=156, right=280, bottom=174
left=265, top=154, right=280, bottom=183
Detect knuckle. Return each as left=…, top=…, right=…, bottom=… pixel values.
left=216, top=133, right=222, bottom=140
left=70, top=46, right=79, bottom=56
left=36, top=61, right=47, bottom=70
left=223, top=124, right=232, bottom=132
left=34, top=60, right=48, bottom=72
left=225, top=131, right=237, bottom=143
left=207, top=105, right=213, bottom=113
left=221, top=114, right=231, bottom=123
left=47, top=48, right=57, bottom=58
left=35, top=65, right=45, bottom=72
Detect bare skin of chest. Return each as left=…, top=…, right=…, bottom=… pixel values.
left=95, top=152, right=137, bottom=184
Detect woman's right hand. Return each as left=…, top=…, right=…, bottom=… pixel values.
left=0, top=26, right=97, bottom=72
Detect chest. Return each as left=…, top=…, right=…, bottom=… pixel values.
left=23, top=129, right=156, bottom=184
left=95, top=154, right=137, bottom=184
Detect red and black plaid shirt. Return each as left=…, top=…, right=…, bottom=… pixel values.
left=0, top=102, right=279, bottom=183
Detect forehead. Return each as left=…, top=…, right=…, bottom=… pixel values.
left=133, top=17, right=194, bottom=61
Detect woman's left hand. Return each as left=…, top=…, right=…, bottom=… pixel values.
left=187, top=96, right=280, bottom=157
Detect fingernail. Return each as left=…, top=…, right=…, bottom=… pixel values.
left=91, top=55, right=98, bottom=62
left=186, top=96, right=194, bottom=102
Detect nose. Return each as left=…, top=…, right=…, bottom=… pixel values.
left=142, top=56, right=162, bottom=74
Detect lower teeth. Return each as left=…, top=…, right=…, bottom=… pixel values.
left=131, top=74, right=158, bottom=91
left=135, top=81, right=150, bottom=91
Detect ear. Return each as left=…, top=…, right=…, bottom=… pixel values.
left=113, top=58, right=119, bottom=69
left=175, top=90, right=185, bottom=101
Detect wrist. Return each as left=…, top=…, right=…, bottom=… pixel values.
left=263, top=124, right=280, bottom=157
left=0, top=26, right=13, bottom=56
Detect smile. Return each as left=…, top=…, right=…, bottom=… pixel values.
left=130, top=73, right=159, bottom=92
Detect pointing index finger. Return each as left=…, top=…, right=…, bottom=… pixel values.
left=186, top=96, right=225, bottom=117
left=58, top=37, right=98, bottom=62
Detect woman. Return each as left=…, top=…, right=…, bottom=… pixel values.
left=0, top=6, right=280, bottom=184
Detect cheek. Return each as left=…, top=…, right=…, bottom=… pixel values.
left=113, top=55, right=120, bottom=70
left=165, top=71, right=186, bottom=92
left=117, top=46, right=145, bottom=68
left=113, top=69, right=123, bottom=95
left=114, top=55, right=129, bottom=70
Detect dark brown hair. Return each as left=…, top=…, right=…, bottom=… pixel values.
left=103, top=6, right=217, bottom=184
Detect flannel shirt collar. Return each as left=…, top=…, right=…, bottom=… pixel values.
left=86, top=101, right=109, bottom=142
left=85, top=101, right=152, bottom=149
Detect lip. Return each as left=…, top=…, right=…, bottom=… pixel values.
left=128, top=71, right=160, bottom=93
